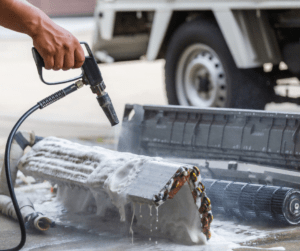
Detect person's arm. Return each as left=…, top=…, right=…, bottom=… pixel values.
left=0, top=0, right=85, bottom=70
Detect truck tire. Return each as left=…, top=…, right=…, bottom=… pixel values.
left=165, top=19, right=271, bottom=109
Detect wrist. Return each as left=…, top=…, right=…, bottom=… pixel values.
left=24, top=11, right=44, bottom=38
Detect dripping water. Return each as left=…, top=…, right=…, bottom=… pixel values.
left=139, top=203, right=143, bottom=218
left=155, top=206, right=159, bottom=244
left=149, top=205, right=153, bottom=241
left=149, top=204, right=152, bottom=216
left=129, top=202, right=136, bottom=244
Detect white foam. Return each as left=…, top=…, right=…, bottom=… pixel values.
left=19, top=137, right=205, bottom=244
left=19, top=137, right=162, bottom=221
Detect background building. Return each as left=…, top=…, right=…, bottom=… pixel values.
left=28, top=0, right=95, bottom=16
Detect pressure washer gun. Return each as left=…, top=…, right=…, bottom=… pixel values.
left=32, top=42, right=119, bottom=126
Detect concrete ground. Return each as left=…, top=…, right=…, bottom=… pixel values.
left=1, top=17, right=300, bottom=251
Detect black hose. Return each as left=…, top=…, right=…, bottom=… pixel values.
left=1, top=104, right=39, bottom=251
left=1, top=83, right=79, bottom=250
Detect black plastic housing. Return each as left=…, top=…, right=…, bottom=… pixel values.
left=118, top=104, right=300, bottom=171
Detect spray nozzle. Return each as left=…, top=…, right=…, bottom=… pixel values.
left=96, top=93, right=119, bottom=126
left=82, top=50, right=119, bottom=126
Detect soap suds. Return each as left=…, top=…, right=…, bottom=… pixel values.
left=19, top=137, right=162, bottom=221
left=18, top=137, right=205, bottom=244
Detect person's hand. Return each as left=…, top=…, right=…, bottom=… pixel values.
left=0, top=0, right=85, bottom=71
left=31, top=21, right=85, bottom=71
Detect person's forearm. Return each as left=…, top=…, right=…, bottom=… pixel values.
left=0, top=0, right=85, bottom=70
left=0, top=0, right=45, bottom=37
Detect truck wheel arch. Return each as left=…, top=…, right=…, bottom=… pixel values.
left=152, top=10, right=281, bottom=69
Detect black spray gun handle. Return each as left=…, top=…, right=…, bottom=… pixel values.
left=32, top=42, right=119, bottom=126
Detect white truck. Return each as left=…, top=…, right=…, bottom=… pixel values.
left=92, top=0, right=300, bottom=109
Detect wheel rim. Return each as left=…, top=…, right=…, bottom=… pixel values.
left=176, top=44, right=227, bottom=107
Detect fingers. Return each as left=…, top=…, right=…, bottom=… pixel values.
left=73, top=47, right=85, bottom=69
left=54, top=51, right=64, bottom=71
left=44, top=55, right=54, bottom=70
left=42, top=43, right=84, bottom=71
left=62, top=50, right=74, bottom=71
left=33, top=36, right=84, bottom=71
left=51, top=42, right=84, bottom=70
left=63, top=43, right=85, bottom=70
